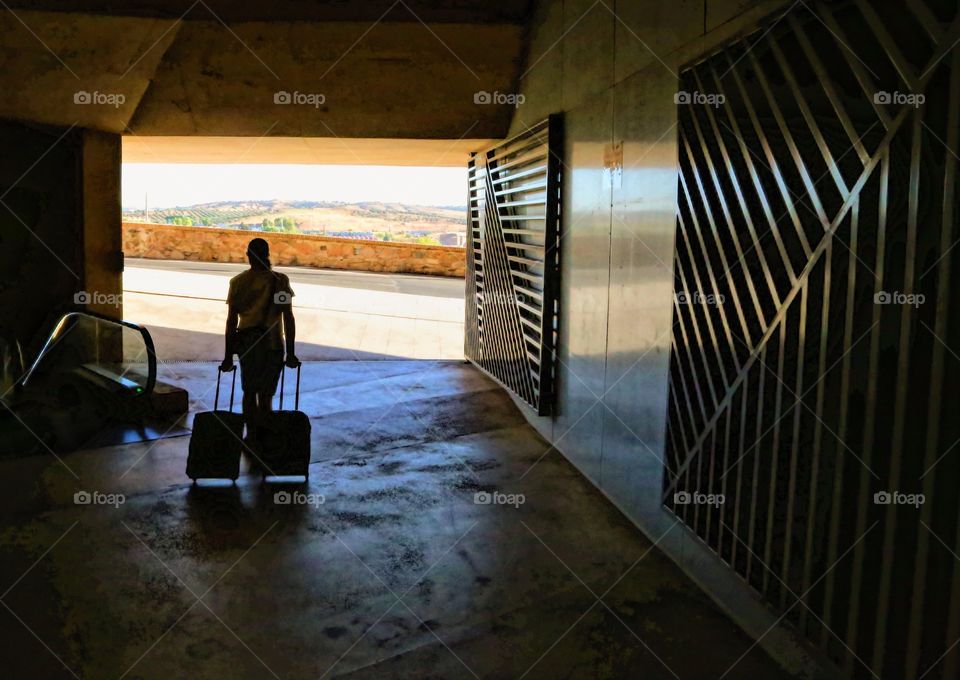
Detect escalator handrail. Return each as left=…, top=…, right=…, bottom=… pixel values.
left=18, top=311, right=158, bottom=396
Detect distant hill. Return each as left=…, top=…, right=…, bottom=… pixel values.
left=123, top=200, right=468, bottom=245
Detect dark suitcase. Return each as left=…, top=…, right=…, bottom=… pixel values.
left=259, top=364, right=311, bottom=480
left=186, top=366, right=244, bottom=482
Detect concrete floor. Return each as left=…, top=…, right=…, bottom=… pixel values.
left=0, top=361, right=792, bottom=679
left=123, top=259, right=466, bottom=361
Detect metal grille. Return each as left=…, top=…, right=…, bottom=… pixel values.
left=664, top=1, right=960, bottom=677
left=465, top=116, right=562, bottom=416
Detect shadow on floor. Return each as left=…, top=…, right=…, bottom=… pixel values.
left=143, top=324, right=409, bottom=362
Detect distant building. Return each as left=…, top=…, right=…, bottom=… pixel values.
left=436, top=232, right=466, bottom=247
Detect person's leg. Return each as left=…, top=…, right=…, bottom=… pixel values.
left=238, top=334, right=268, bottom=444
left=242, top=391, right=259, bottom=441
left=258, top=391, right=274, bottom=413
left=258, top=351, right=284, bottom=415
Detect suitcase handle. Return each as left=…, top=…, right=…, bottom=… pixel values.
left=279, top=363, right=301, bottom=411
left=215, top=365, right=237, bottom=412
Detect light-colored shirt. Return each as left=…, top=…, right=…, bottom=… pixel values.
left=226, top=269, right=295, bottom=349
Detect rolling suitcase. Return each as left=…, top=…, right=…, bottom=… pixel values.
left=259, top=364, right=311, bottom=480
left=186, top=366, right=244, bottom=482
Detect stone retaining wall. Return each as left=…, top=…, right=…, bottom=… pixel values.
left=122, top=222, right=466, bottom=277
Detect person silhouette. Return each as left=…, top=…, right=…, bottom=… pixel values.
left=220, top=238, right=300, bottom=446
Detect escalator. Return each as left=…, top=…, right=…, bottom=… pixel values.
left=0, top=312, right=187, bottom=456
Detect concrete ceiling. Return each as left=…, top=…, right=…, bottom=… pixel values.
left=0, top=3, right=532, bottom=149
left=2, top=1, right=535, bottom=24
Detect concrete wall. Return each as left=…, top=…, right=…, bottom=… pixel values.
left=0, top=121, right=84, bottom=356
left=122, top=222, right=466, bottom=277
left=0, top=120, right=123, bottom=362
left=82, top=131, right=124, bottom=318
left=505, top=0, right=824, bottom=675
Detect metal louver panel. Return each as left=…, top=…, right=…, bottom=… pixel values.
left=664, top=1, right=960, bottom=678
left=465, top=115, right=562, bottom=416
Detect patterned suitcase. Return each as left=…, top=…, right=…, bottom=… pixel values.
left=186, top=366, right=244, bottom=481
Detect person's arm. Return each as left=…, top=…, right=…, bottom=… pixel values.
left=222, top=307, right=238, bottom=371
left=278, top=275, right=299, bottom=368
left=282, top=306, right=299, bottom=368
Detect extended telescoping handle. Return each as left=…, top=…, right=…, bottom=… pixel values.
left=279, top=363, right=301, bottom=411
left=215, top=365, right=237, bottom=412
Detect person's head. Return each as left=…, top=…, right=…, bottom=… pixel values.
left=247, top=238, right=271, bottom=270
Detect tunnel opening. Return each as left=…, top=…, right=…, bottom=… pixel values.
left=120, top=152, right=469, bottom=365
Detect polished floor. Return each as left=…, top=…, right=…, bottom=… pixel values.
left=0, top=361, right=793, bottom=679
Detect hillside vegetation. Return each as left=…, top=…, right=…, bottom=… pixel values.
left=123, top=200, right=468, bottom=245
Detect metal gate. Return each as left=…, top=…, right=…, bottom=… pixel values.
left=664, top=1, right=960, bottom=677
left=465, top=116, right=562, bottom=415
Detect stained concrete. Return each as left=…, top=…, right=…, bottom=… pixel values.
left=0, top=360, right=793, bottom=679
left=0, top=7, right=526, bottom=138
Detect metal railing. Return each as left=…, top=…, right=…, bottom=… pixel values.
left=465, top=115, right=563, bottom=415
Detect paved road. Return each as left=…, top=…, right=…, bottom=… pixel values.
left=127, top=258, right=465, bottom=299
left=123, top=259, right=466, bottom=361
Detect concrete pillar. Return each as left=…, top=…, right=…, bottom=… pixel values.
left=81, top=130, right=123, bottom=318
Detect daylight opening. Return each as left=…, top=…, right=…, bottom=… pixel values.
left=120, top=160, right=468, bottom=362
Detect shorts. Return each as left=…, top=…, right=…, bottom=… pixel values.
left=235, top=327, right=284, bottom=395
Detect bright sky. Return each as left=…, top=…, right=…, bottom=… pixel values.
left=122, top=163, right=467, bottom=210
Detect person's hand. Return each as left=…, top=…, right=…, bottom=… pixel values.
left=285, top=354, right=301, bottom=369
left=220, top=357, right=235, bottom=372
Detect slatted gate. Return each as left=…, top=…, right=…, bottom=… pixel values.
left=664, top=1, right=960, bottom=678
left=465, top=116, right=562, bottom=416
